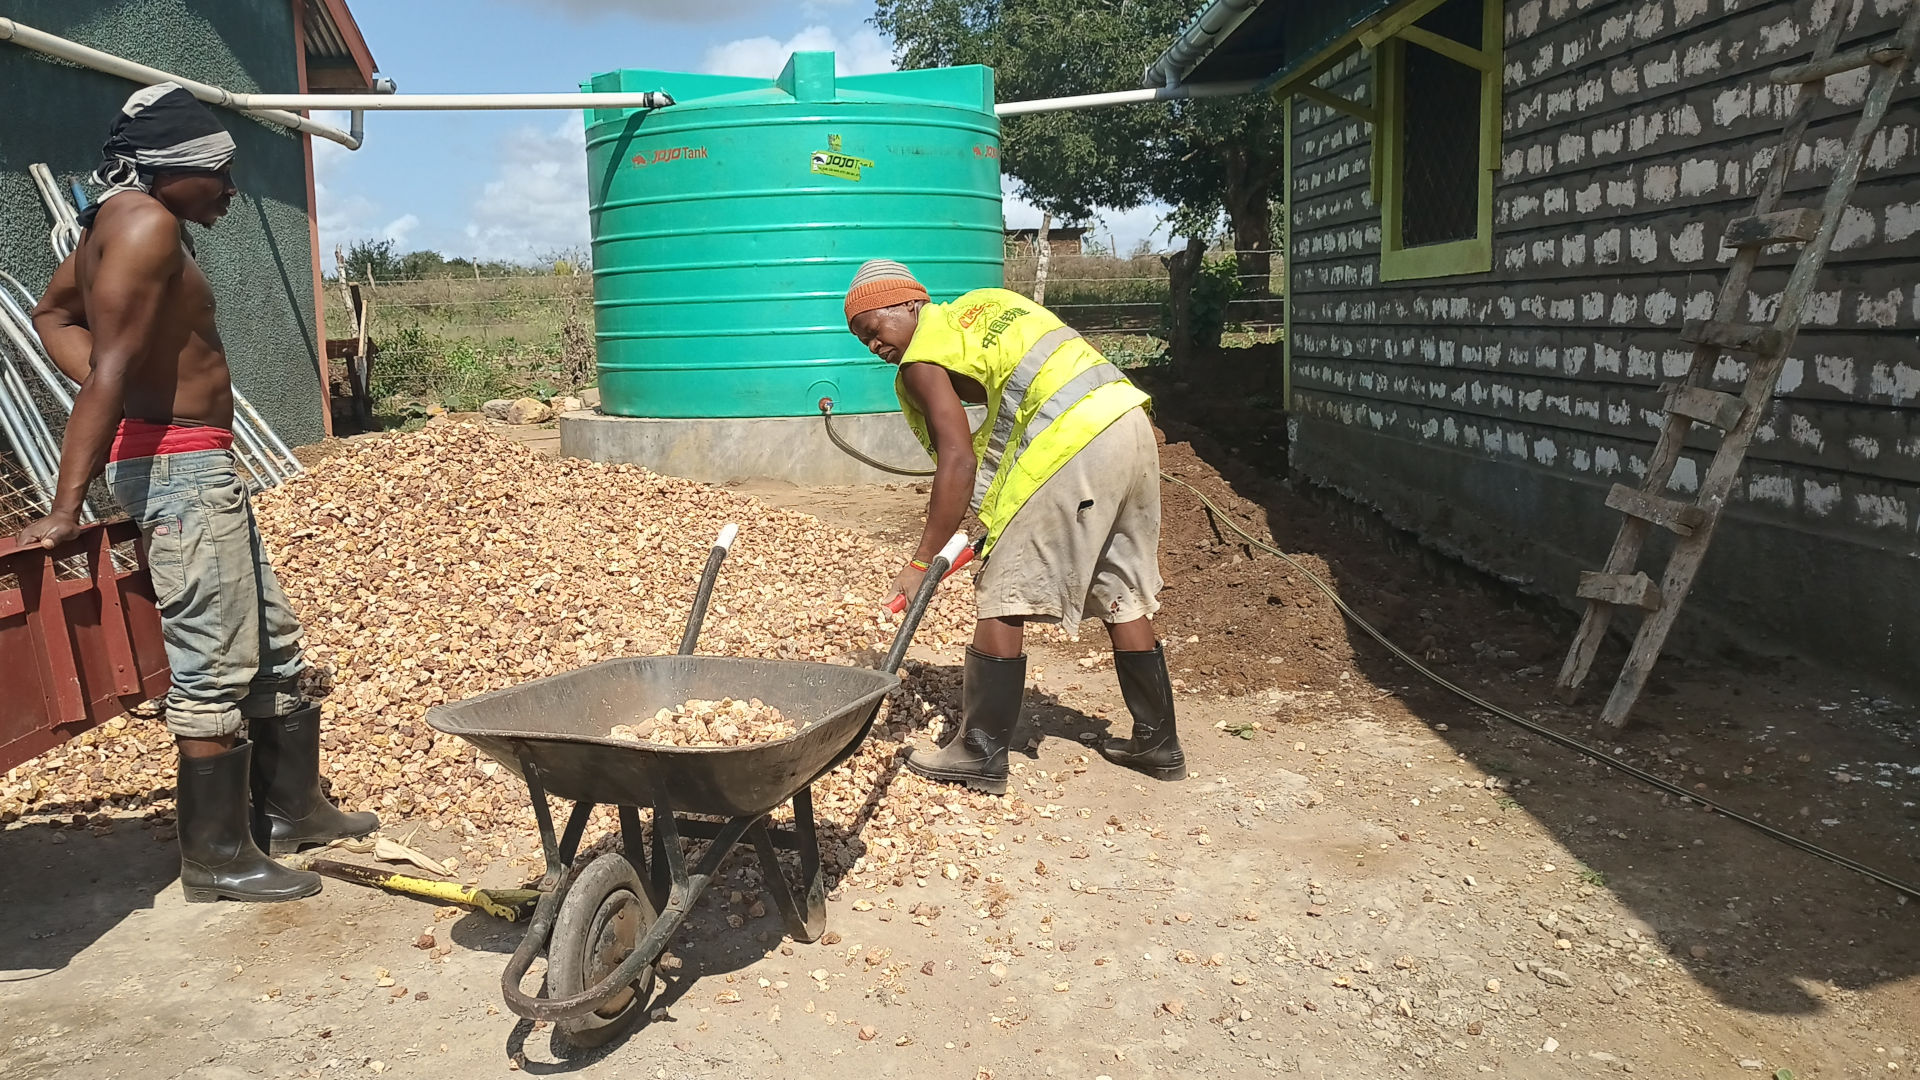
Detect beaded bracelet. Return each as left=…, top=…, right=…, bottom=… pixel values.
left=909, top=558, right=931, bottom=571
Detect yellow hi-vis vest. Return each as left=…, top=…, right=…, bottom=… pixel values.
left=896, top=288, right=1149, bottom=554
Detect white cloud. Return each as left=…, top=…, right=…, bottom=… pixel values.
left=463, top=115, right=593, bottom=262
left=701, top=25, right=895, bottom=78
left=382, top=213, right=421, bottom=247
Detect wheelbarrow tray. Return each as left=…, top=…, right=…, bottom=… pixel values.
left=424, top=655, right=898, bottom=818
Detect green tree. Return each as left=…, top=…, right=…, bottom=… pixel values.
left=871, top=0, right=1284, bottom=295
left=341, top=237, right=402, bottom=282
left=397, top=249, right=453, bottom=279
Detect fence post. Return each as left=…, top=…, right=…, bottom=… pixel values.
left=1033, top=213, right=1052, bottom=307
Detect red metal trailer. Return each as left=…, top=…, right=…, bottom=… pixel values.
left=0, top=520, right=171, bottom=775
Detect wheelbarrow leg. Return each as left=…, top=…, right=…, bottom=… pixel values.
left=618, top=805, right=647, bottom=871
left=749, top=786, right=826, bottom=943
left=525, top=758, right=594, bottom=890
left=649, top=790, right=684, bottom=911
left=618, top=805, right=664, bottom=914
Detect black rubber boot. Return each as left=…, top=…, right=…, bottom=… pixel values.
left=904, top=648, right=1025, bottom=795
left=178, top=742, right=323, bottom=903
left=1099, top=645, right=1187, bottom=781
left=250, top=704, right=380, bottom=854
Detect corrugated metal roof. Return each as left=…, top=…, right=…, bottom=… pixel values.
left=304, top=0, right=377, bottom=89
left=1146, top=0, right=1399, bottom=89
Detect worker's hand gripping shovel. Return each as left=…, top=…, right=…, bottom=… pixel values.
left=887, top=533, right=975, bottom=613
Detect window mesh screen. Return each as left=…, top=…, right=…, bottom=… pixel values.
left=1399, top=0, right=1483, bottom=248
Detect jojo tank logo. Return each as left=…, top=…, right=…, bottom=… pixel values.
left=811, top=133, right=873, bottom=181
left=631, top=146, right=707, bottom=167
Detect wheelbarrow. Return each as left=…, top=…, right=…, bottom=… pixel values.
left=425, top=525, right=968, bottom=1046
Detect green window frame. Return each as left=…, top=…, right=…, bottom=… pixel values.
left=1373, top=0, right=1503, bottom=281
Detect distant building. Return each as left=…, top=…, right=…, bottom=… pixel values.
left=1006, top=225, right=1089, bottom=258
left=0, top=0, right=380, bottom=444
left=1148, top=0, right=1920, bottom=683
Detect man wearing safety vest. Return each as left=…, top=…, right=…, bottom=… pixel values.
left=845, top=259, right=1184, bottom=794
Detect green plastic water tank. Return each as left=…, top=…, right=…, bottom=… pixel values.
left=582, top=52, right=1002, bottom=418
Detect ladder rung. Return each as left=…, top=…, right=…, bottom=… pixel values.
left=1605, top=483, right=1707, bottom=537
left=1770, top=41, right=1906, bottom=84
left=1662, top=382, right=1748, bottom=430
left=1680, top=318, right=1783, bottom=358
left=1576, top=571, right=1665, bottom=612
left=1724, top=208, right=1822, bottom=248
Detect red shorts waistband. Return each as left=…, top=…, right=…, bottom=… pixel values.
left=107, top=419, right=236, bottom=462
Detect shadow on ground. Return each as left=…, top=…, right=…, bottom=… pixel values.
left=441, top=662, right=1134, bottom=1068
left=0, top=820, right=179, bottom=979
left=1139, top=378, right=1920, bottom=1019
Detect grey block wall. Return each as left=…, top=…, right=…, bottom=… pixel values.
left=1287, top=0, right=1920, bottom=683
left=0, top=0, right=325, bottom=446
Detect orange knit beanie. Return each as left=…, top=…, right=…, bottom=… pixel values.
left=844, top=259, right=930, bottom=320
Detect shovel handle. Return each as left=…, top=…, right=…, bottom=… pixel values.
left=886, top=542, right=975, bottom=613
left=678, top=523, right=738, bottom=655
left=881, top=532, right=968, bottom=675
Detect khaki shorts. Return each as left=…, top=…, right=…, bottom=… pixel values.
left=975, top=407, right=1162, bottom=635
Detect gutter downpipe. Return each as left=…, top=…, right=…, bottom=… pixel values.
left=0, top=18, right=676, bottom=150
left=0, top=16, right=366, bottom=149
left=5, top=13, right=1244, bottom=136
left=241, top=92, right=676, bottom=111
left=995, top=79, right=1262, bottom=117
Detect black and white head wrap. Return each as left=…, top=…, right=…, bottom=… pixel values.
left=82, top=82, right=236, bottom=225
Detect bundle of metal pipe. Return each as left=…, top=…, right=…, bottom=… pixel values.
left=28, top=164, right=82, bottom=261
left=0, top=271, right=93, bottom=520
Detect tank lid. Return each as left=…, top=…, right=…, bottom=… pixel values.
left=582, top=51, right=995, bottom=124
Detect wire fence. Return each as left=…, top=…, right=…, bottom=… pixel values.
left=328, top=253, right=1283, bottom=344
left=315, top=251, right=1286, bottom=418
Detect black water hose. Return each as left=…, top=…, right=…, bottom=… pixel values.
left=818, top=398, right=935, bottom=478
left=1160, top=470, right=1920, bottom=901
left=806, top=399, right=1918, bottom=898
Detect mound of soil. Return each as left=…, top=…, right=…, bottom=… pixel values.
left=1148, top=426, right=1570, bottom=699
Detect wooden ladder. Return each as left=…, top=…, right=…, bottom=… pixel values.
left=1556, top=2, right=1919, bottom=728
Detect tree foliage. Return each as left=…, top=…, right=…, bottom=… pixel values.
left=871, top=0, right=1284, bottom=289
left=335, top=240, right=580, bottom=283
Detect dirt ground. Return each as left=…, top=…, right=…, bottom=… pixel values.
left=4, top=414, right=1915, bottom=1080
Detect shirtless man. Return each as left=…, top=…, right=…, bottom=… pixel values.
left=15, top=84, right=375, bottom=903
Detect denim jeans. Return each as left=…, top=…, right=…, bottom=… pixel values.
left=105, top=449, right=306, bottom=738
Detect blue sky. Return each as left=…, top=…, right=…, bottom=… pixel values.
left=316, top=0, right=1169, bottom=271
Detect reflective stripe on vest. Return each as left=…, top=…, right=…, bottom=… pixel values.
left=970, top=327, right=1127, bottom=511
left=973, top=326, right=1081, bottom=507
left=1008, top=360, right=1128, bottom=465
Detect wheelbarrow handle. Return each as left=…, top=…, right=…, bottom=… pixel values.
left=677, top=522, right=738, bottom=656
left=881, top=531, right=968, bottom=675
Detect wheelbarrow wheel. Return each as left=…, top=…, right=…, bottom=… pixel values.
left=548, top=853, right=657, bottom=1048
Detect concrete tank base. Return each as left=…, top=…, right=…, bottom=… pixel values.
left=559, top=409, right=974, bottom=486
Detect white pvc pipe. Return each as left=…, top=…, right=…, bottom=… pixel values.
left=995, top=79, right=1262, bottom=116
left=0, top=17, right=364, bottom=149
left=238, top=92, right=676, bottom=111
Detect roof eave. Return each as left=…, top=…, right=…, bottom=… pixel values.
left=1144, top=0, right=1270, bottom=88
left=310, top=0, right=378, bottom=92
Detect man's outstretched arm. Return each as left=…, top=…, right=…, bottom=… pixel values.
left=14, top=206, right=179, bottom=548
